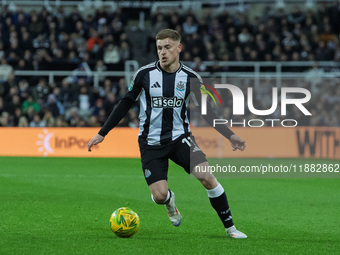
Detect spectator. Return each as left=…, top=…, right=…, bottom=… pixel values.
left=315, top=41, right=333, bottom=61
left=55, top=116, right=68, bottom=127
left=91, top=98, right=104, bottom=117
left=0, top=42, right=5, bottom=59
left=127, top=109, right=139, bottom=128
left=33, top=78, right=49, bottom=103
left=42, top=110, right=56, bottom=127
left=215, top=41, right=227, bottom=60
left=32, top=34, right=49, bottom=50
left=282, top=32, right=298, bottom=48
left=59, top=78, right=76, bottom=109
left=189, top=32, right=207, bottom=59
left=18, top=79, right=30, bottom=98
left=319, top=24, right=337, bottom=45
left=0, top=58, right=14, bottom=82
left=68, top=6, right=83, bottom=33
left=66, top=106, right=81, bottom=127
left=6, top=94, right=21, bottom=116
left=0, top=3, right=339, bottom=128
left=287, top=6, right=305, bottom=25
left=87, top=29, right=104, bottom=56
left=119, top=41, right=131, bottom=62
left=110, top=16, right=124, bottom=43
left=0, top=111, right=10, bottom=126
left=67, top=50, right=80, bottom=63
left=6, top=51, right=20, bottom=68
left=18, top=115, right=29, bottom=127
left=29, top=113, right=44, bottom=127
left=46, top=94, right=64, bottom=117
left=22, top=94, right=40, bottom=114
left=103, top=44, right=120, bottom=64
left=78, top=85, right=91, bottom=118
left=88, top=115, right=100, bottom=127
left=103, top=92, right=117, bottom=114
left=95, top=60, right=107, bottom=82
left=190, top=57, right=206, bottom=72
left=168, top=12, right=181, bottom=30
left=0, top=96, right=5, bottom=114
left=29, top=11, right=43, bottom=38
left=97, top=108, right=107, bottom=126
left=208, top=17, right=223, bottom=36
left=183, top=16, right=198, bottom=35
left=147, top=13, right=168, bottom=52
left=238, top=27, right=251, bottom=44
left=117, top=77, right=127, bottom=97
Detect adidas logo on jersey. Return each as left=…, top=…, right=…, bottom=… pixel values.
left=151, top=82, right=161, bottom=88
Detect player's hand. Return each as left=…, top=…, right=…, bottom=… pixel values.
left=88, top=134, right=104, bottom=152
left=229, top=134, right=246, bottom=151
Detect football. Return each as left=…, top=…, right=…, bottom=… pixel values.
left=109, top=207, right=140, bottom=238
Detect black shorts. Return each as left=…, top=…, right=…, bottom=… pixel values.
left=139, top=133, right=207, bottom=186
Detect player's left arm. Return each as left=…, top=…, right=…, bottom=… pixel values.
left=202, top=103, right=246, bottom=152
left=229, top=134, right=246, bottom=151
left=191, top=80, right=245, bottom=151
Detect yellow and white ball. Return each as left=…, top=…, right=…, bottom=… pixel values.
left=109, top=207, right=140, bottom=238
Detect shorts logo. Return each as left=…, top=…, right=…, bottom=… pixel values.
left=192, top=144, right=201, bottom=152
left=176, top=81, right=185, bottom=91
left=144, top=169, right=151, bottom=178
left=152, top=97, right=184, bottom=108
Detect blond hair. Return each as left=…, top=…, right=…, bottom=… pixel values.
left=155, top=29, right=181, bottom=42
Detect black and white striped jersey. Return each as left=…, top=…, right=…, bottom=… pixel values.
left=98, top=60, right=234, bottom=144
left=128, top=61, right=202, bottom=146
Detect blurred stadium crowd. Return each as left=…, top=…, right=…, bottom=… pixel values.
left=0, top=2, right=339, bottom=127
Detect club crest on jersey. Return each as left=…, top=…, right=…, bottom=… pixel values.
left=176, top=81, right=185, bottom=91
left=152, top=96, right=184, bottom=108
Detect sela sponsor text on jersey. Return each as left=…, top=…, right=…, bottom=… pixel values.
left=152, top=96, right=184, bottom=108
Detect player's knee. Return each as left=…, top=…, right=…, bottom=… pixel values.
left=152, top=191, right=168, bottom=204
left=200, top=175, right=218, bottom=190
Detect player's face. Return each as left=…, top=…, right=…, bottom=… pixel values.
left=156, top=38, right=182, bottom=72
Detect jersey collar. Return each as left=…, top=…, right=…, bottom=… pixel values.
left=156, top=60, right=183, bottom=73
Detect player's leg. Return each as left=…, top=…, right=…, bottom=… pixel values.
left=170, top=134, right=246, bottom=238
left=149, top=179, right=169, bottom=204
left=140, top=143, right=181, bottom=226
left=193, top=162, right=247, bottom=238
left=149, top=180, right=181, bottom=227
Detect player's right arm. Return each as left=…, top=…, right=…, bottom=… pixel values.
left=88, top=73, right=143, bottom=152
left=88, top=133, right=104, bottom=151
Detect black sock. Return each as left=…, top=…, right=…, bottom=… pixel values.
left=209, top=192, right=234, bottom=228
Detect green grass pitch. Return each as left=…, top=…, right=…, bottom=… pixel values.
left=0, top=157, right=339, bottom=255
